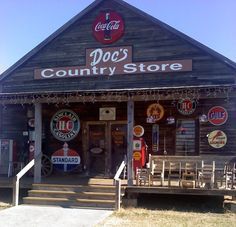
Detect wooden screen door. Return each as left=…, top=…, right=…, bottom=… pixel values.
left=85, top=122, right=107, bottom=176
left=84, top=121, right=127, bottom=177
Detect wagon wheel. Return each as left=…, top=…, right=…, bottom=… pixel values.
left=41, top=154, right=53, bottom=177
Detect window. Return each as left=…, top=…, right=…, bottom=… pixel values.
left=175, top=119, right=197, bottom=155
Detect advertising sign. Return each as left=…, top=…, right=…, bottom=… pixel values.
left=92, top=11, right=124, bottom=44
left=51, top=143, right=81, bottom=172
left=208, top=130, right=227, bottom=148
left=50, top=109, right=80, bottom=141
left=146, top=103, right=164, bottom=123
left=208, top=106, right=228, bottom=125
left=177, top=98, right=196, bottom=115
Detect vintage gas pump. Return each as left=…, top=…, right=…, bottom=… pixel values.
left=133, top=125, right=147, bottom=175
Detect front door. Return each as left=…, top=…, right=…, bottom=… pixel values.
left=110, top=123, right=127, bottom=175
left=84, top=121, right=127, bottom=177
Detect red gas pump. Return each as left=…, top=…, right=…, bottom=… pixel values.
left=132, top=125, right=147, bottom=175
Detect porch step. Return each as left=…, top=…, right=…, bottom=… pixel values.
left=28, top=190, right=116, bottom=200
left=23, top=197, right=115, bottom=208
left=23, top=182, right=120, bottom=209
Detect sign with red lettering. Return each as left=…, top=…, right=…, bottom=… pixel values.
left=50, top=109, right=80, bottom=141
left=92, top=11, right=124, bottom=44
left=177, top=98, right=196, bottom=115
left=208, top=130, right=227, bottom=148
left=208, top=106, right=228, bottom=125
left=34, top=46, right=192, bottom=79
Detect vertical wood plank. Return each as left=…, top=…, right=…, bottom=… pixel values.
left=34, top=103, right=42, bottom=183
left=127, top=100, right=134, bottom=186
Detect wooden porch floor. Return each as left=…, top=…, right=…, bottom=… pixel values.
left=0, top=174, right=235, bottom=197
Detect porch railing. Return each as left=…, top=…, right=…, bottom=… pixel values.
left=114, top=159, right=126, bottom=210
left=12, top=159, right=35, bottom=206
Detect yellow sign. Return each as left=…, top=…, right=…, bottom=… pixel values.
left=147, top=103, right=164, bottom=123
left=133, top=151, right=141, bottom=161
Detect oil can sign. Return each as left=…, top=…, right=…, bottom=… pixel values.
left=51, top=143, right=81, bottom=172
left=50, top=109, right=80, bottom=141
left=208, top=130, right=227, bottom=148
left=92, top=11, right=124, bottom=44
left=208, top=106, right=228, bottom=125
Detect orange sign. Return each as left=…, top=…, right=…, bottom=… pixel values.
left=146, top=103, right=164, bottom=123
left=133, top=125, right=144, bottom=137
left=133, top=151, right=141, bottom=161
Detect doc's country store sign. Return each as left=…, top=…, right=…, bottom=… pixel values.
left=34, top=10, right=192, bottom=79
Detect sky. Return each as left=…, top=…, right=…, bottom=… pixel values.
left=0, top=0, right=236, bottom=74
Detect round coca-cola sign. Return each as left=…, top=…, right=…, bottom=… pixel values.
left=50, top=109, right=80, bottom=141
left=208, top=106, right=228, bottom=125
left=92, top=11, right=124, bottom=44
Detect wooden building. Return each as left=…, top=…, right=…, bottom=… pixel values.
left=0, top=0, right=236, bottom=186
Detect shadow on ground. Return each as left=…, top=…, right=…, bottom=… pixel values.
left=138, top=194, right=224, bottom=213
left=0, top=188, right=28, bottom=205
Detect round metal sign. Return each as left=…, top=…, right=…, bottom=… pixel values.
left=208, top=106, right=228, bottom=126
left=146, top=103, right=164, bottom=123
left=177, top=98, right=196, bottom=115
left=50, top=109, right=80, bottom=141
left=208, top=130, right=227, bottom=149
left=51, top=143, right=81, bottom=172
left=133, top=125, right=144, bottom=137
left=92, top=11, right=124, bottom=44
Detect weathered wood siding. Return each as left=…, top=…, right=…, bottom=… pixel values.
left=1, top=0, right=235, bottom=93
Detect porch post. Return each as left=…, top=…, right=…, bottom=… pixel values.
left=127, top=100, right=134, bottom=186
left=34, top=103, right=42, bottom=183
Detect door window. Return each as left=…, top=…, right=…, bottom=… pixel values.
left=176, top=119, right=197, bottom=155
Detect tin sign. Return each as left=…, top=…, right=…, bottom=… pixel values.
left=208, top=130, right=227, bottom=149
left=177, top=98, right=196, bottom=115
left=92, top=11, right=124, bottom=44
left=50, top=109, right=80, bottom=141
left=146, top=103, right=164, bottom=123
left=208, top=106, right=228, bottom=125
left=133, top=125, right=144, bottom=137
left=51, top=143, right=81, bottom=172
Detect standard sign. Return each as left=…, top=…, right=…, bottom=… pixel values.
left=35, top=46, right=192, bottom=79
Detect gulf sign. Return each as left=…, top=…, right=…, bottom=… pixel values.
left=208, top=106, right=228, bottom=125
left=51, top=148, right=81, bottom=172
left=50, top=109, right=80, bottom=141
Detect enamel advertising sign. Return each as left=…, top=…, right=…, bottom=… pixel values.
left=92, top=11, right=125, bottom=44
left=208, top=106, right=228, bottom=126
left=34, top=46, right=192, bottom=79
left=177, top=98, right=196, bottom=115
left=208, top=130, right=227, bottom=148
left=51, top=143, right=81, bottom=172
left=50, top=109, right=80, bottom=141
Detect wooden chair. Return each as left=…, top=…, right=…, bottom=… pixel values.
left=181, top=162, right=198, bottom=188
left=167, top=161, right=181, bottom=187
left=136, top=168, right=150, bottom=186
left=198, top=160, right=215, bottom=189
left=149, top=160, right=165, bottom=186
left=224, top=162, right=236, bottom=189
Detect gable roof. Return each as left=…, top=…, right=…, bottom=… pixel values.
left=1, top=0, right=236, bottom=82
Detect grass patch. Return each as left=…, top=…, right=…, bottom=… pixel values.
left=96, top=208, right=236, bottom=227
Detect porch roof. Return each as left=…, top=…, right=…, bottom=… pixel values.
left=0, top=84, right=234, bottom=105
